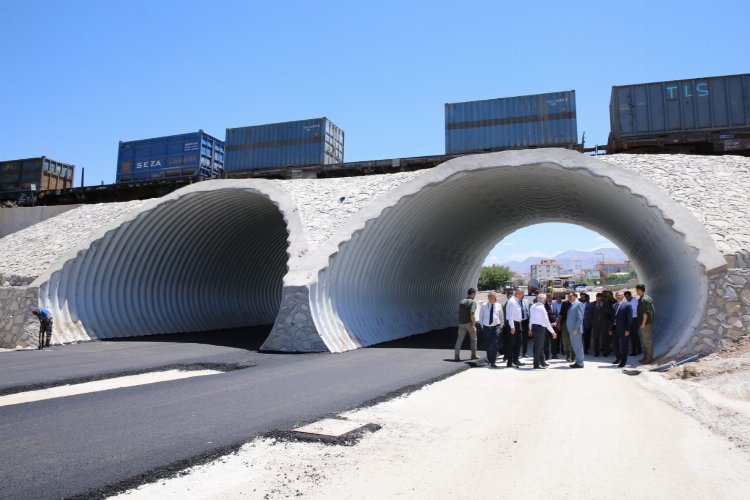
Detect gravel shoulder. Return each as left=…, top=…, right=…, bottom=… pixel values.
left=112, top=356, right=750, bottom=500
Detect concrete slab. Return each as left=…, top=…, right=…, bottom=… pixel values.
left=292, top=418, right=368, bottom=438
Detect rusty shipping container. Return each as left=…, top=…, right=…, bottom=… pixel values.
left=0, top=156, right=75, bottom=194
left=609, top=73, right=750, bottom=153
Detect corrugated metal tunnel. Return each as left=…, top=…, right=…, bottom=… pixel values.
left=310, top=153, right=723, bottom=356
left=40, top=185, right=294, bottom=341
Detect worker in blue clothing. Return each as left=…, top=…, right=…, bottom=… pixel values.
left=32, top=307, right=53, bottom=349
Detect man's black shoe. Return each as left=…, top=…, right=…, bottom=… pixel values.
left=569, top=364, right=583, bottom=369
left=611, top=359, right=620, bottom=364
left=618, top=362, right=627, bottom=367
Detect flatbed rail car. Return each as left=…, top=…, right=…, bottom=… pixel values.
left=1, top=153, right=463, bottom=206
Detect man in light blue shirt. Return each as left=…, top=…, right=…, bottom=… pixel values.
left=565, top=292, right=585, bottom=368
left=32, top=307, right=53, bottom=349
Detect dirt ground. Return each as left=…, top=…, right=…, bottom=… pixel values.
left=637, top=336, right=750, bottom=451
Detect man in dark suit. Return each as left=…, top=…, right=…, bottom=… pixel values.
left=581, top=293, right=592, bottom=354
left=609, top=291, right=632, bottom=367
left=556, top=296, right=573, bottom=362
left=591, top=293, right=611, bottom=356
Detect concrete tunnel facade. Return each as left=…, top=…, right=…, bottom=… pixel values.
left=33, top=150, right=727, bottom=358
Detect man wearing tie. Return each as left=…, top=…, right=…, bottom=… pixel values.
left=591, top=293, right=611, bottom=357
left=478, top=291, right=505, bottom=368
left=609, top=291, right=633, bottom=367
left=504, top=289, right=526, bottom=368
left=565, top=292, right=585, bottom=368
left=517, top=291, right=531, bottom=359
left=530, top=293, right=558, bottom=369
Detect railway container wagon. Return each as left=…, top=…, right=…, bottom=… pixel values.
left=116, top=130, right=225, bottom=183
left=445, top=91, right=579, bottom=154
left=0, top=156, right=74, bottom=195
left=225, top=117, right=344, bottom=172
left=608, top=73, right=750, bottom=154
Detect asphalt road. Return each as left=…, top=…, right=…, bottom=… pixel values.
left=0, top=328, right=467, bottom=499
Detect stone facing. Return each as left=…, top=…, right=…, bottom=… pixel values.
left=262, top=286, right=328, bottom=352
left=683, top=268, right=750, bottom=358
left=0, top=287, right=40, bottom=348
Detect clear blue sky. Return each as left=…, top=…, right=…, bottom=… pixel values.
left=1, top=0, right=746, bottom=262
left=485, top=223, right=619, bottom=266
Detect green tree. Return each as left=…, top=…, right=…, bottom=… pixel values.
left=477, top=264, right=513, bottom=291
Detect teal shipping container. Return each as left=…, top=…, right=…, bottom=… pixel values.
left=445, top=91, right=579, bottom=154
left=225, top=117, right=344, bottom=172
left=609, top=73, right=750, bottom=153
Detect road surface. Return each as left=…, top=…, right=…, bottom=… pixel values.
left=115, top=357, right=750, bottom=500
left=0, top=329, right=466, bottom=499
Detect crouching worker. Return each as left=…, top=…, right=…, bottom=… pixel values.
left=32, top=307, right=53, bottom=349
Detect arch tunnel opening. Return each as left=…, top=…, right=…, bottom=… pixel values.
left=311, top=160, right=711, bottom=358
left=41, top=188, right=293, bottom=348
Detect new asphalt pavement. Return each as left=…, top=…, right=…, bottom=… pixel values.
left=0, top=328, right=468, bottom=499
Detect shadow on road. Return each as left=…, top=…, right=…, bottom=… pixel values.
left=104, top=325, right=273, bottom=351
left=370, top=327, right=488, bottom=353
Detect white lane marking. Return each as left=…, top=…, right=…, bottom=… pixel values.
left=0, top=369, right=221, bottom=407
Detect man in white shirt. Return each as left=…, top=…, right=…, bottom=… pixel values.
left=530, top=293, right=558, bottom=369
left=504, top=289, right=526, bottom=368
left=478, top=291, right=505, bottom=368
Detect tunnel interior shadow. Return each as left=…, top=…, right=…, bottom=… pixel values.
left=104, top=325, right=273, bottom=351
left=370, top=326, right=488, bottom=351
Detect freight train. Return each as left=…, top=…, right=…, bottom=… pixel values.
left=1, top=72, right=748, bottom=206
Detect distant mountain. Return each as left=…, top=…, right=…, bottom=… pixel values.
left=502, top=247, right=627, bottom=274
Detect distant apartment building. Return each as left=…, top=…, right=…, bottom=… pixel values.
left=595, top=260, right=631, bottom=274
left=530, top=259, right=564, bottom=281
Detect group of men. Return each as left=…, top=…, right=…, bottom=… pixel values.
left=455, top=284, right=655, bottom=369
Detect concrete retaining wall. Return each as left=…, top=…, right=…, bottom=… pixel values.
left=0, top=205, right=81, bottom=239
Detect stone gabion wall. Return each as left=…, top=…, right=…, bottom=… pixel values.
left=0, top=287, right=40, bottom=348
left=681, top=268, right=750, bottom=357
left=725, top=249, right=750, bottom=268
left=262, top=286, right=328, bottom=352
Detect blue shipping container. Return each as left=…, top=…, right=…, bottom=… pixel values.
left=225, top=117, right=344, bottom=172
left=445, top=91, right=578, bottom=154
left=116, top=130, right=225, bottom=183
left=610, top=73, right=750, bottom=139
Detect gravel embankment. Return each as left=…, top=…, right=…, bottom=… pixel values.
left=600, top=154, right=750, bottom=255
left=278, top=170, right=426, bottom=250
left=1, top=154, right=749, bottom=286
left=0, top=201, right=145, bottom=286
